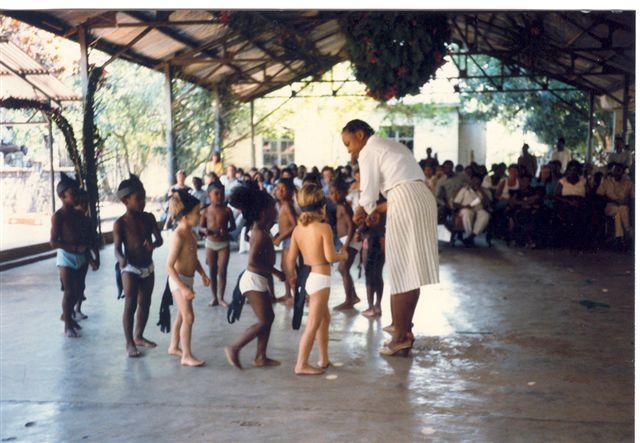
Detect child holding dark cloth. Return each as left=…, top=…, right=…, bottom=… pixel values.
left=72, top=189, right=100, bottom=319
left=166, top=190, right=210, bottom=367
left=224, top=186, right=285, bottom=369
left=200, top=180, right=235, bottom=307
left=273, top=177, right=297, bottom=305
left=113, top=175, right=163, bottom=358
left=329, top=178, right=361, bottom=311
left=50, top=173, right=93, bottom=337
left=361, top=197, right=386, bottom=318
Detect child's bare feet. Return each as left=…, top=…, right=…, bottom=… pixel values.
left=75, top=310, right=88, bottom=320
left=374, top=306, right=382, bottom=316
left=224, top=346, right=242, bottom=369
left=208, top=298, right=219, bottom=307
left=71, top=320, right=82, bottom=330
left=333, top=301, right=355, bottom=311
left=317, top=360, right=332, bottom=369
left=65, top=328, right=81, bottom=338
left=126, top=343, right=141, bottom=357
left=295, top=364, right=324, bottom=375
left=181, top=355, right=205, bottom=367
left=362, top=308, right=377, bottom=318
left=352, top=295, right=361, bottom=305
left=134, top=337, right=157, bottom=348
left=219, top=298, right=229, bottom=308
left=383, top=324, right=395, bottom=333
left=168, top=346, right=182, bottom=357
left=253, top=357, right=281, bottom=367
left=277, top=294, right=293, bottom=304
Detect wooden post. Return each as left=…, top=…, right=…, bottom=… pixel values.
left=622, top=74, right=629, bottom=143
left=213, top=86, right=223, bottom=156
left=250, top=99, right=256, bottom=167
left=46, top=112, right=55, bottom=213
left=164, top=64, right=177, bottom=185
left=586, top=89, right=594, bottom=164
left=78, top=26, right=89, bottom=99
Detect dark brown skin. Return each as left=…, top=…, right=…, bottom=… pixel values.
left=225, top=199, right=284, bottom=369
left=113, top=191, right=162, bottom=269
left=113, top=189, right=163, bottom=357
left=200, top=187, right=235, bottom=307
left=273, top=183, right=296, bottom=303
left=330, top=186, right=359, bottom=310
left=50, top=187, right=89, bottom=337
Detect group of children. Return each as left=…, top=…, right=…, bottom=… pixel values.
left=52, top=171, right=387, bottom=375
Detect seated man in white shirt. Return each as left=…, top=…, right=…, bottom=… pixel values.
left=453, top=174, right=492, bottom=247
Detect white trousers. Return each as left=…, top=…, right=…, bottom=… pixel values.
left=460, top=208, right=490, bottom=236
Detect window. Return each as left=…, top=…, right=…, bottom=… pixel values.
left=379, top=125, right=414, bottom=151
left=262, top=138, right=295, bottom=167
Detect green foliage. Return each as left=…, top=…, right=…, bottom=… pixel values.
left=97, top=60, right=164, bottom=177
left=377, top=102, right=457, bottom=126
left=457, top=55, right=613, bottom=160
left=340, top=12, right=450, bottom=100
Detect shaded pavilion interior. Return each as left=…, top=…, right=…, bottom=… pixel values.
left=2, top=10, right=636, bottom=178
left=0, top=10, right=636, bottom=442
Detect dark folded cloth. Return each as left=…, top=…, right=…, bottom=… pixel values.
left=292, top=261, right=310, bottom=330
left=157, top=279, right=173, bottom=333
left=227, top=271, right=246, bottom=324
left=115, top=262, right=124, bottom=299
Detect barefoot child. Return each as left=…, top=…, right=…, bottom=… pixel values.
left=200, top=180, right=235, bottom=307
left=286, top=183, right=348, bottom=375
left=273, top=178, right=297, bottom=305
left=361, top=207, right=386, bottom=318
left=224, top=186, right=285, bottom=369
left=50, top=173, right=91, bottom=337
left=73, top=189, right=100, bottom=320
left=329, top=179, right=361, bottom=311
left=113, top=175, right=163, bottom=357
left=166, top=190, right=210, bottom=367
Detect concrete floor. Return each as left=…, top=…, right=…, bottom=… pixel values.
left=0, top=233, right=634, bottom=442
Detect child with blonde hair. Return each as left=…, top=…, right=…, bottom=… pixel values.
left=286, top=183, right=348, bottom=375
left=166, top=190, right=210, bottom=367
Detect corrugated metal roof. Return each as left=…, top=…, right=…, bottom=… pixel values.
left=0, top=39, right=80, bottom=103
left=1, top=10, right=634, bottom=104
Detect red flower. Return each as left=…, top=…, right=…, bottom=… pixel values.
left=383, top=87, right=397, bottom=100
left=369, top=57, right=378, bottom=64
left=218, top=11, right=232, bottom=25
left=396, top=66, right=408, bottom=77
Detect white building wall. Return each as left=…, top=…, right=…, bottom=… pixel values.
left=458, top=118, right=487, bottom=165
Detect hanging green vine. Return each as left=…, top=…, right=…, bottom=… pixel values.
left=0, top=97, right=84, bottom=186
left=339, top=12, right=451, bottom=101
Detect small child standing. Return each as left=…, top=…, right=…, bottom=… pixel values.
left=200, top=180, right=235, bottom=307
left=361, top=206, right=386, bottom=318
left=73, top=189, right=100, bottom=320
left=50, top=173, right=91, bottom=337
left=286, top=183, right=348, bottom=375
left=273, top=178, right=297, bottom=305
left=113, top=175, right=163, bottom=358
left=166, top=190, right=210, bottom=367
left=224, top=186, right=285, bottom=369
left=329, top=179, right=361, bottom=311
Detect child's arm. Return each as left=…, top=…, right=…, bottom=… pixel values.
left=322, top=224, right=348, bottom=263
left=112, top=218, right=127, bottom=268
left=199, top=208, right=208, bottom=236
left=339, top=204, right=355, bottom=246
left=285, top=232, right=299, bottom=288
left=148, top=213, right=164, bottom=249
left=226, top=208, right=236, bottom=233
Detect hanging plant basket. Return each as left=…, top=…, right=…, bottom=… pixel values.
left=340, top=12, right=451, bottom=101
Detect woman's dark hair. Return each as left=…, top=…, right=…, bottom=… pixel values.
left=228, top=186, right=274, bottom=239
left=342, top=119, right=375, bottom=137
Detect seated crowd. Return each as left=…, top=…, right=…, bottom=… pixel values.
left=169, top=136, right=634, bottom=254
